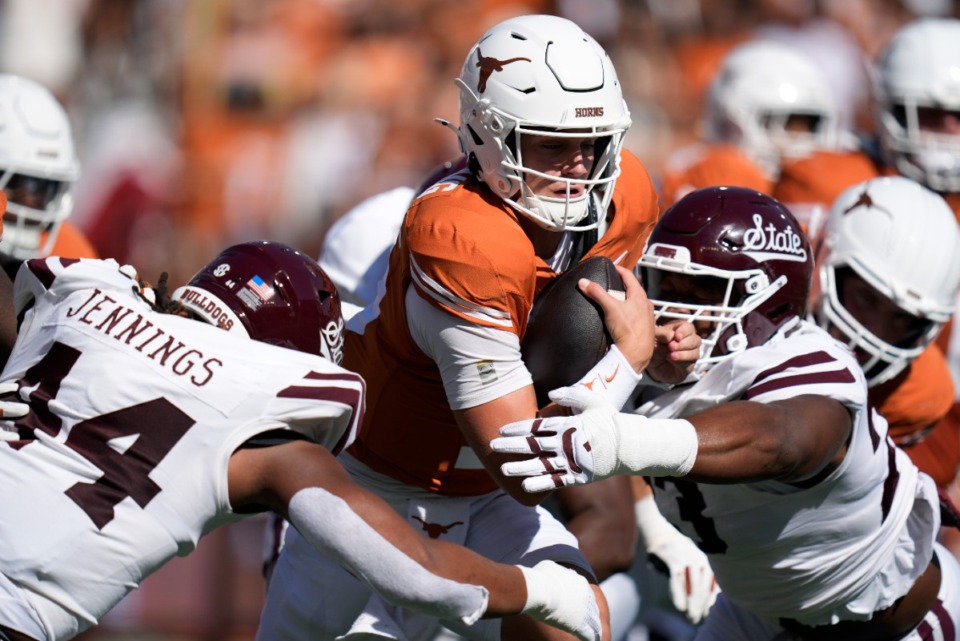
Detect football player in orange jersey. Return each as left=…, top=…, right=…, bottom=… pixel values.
left=0, top=75, right=97, bottom=282
left=810, top=176, right=960, bottom=460
left=774, top=20, right=960, bottom=510
left=853, top=18, right=960, bottom=558
left=258, top=14, right=702, bottom=641
left=659, top=39, right=844, bottom=211
left=266, top=159, right=692, bottom=641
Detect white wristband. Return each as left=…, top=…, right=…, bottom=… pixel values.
left=634, top=494, right=677, bottom=550
left=612, top=413, right=698, bottom=477
left=573, top=344, right=643, bottom=410
left=519, top=561, right=595, bottom=632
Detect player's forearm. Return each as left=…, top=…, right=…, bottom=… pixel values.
left=285, top=485, right=603, bottom=637
left=455, top=386, right=551, bottom=506
left=682, top=398, right=849, bottom=484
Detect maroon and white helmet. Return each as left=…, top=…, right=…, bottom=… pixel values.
left=172, top=241, right=345, bottom=364
left=637, top=186, right=813, bottom=375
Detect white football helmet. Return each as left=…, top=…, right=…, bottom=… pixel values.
left=0, top=74, right=79, bottom=260
left=448, top=14, right=630, bottom=231
left=704, top=40, right=840, bottom=179
left=812, top=175, right=960, bottom=386
left=874, top=18, right=960, bottom=193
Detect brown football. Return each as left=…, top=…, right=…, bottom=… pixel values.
left=521, top=256, right=625, bottom=407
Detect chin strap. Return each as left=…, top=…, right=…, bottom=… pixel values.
left=568, top=196, right=600, bottom=265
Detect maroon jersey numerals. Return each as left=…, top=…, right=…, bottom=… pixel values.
left=15, top=341, right=195, bottom=529
left=651, top=477, right=728, bottom=554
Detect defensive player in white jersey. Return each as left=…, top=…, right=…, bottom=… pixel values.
left=0, top=242, right=608, bottom=641
left=492, top=187, right=960, bottom=640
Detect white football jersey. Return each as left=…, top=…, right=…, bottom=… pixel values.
left=0, top=257, right=365, bottom=640
left=638, top=319, right=940, bottom=626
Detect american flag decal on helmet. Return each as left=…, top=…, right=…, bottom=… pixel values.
left=246, top=275, right=275, bottom=301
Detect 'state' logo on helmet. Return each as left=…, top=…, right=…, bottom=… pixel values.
left=213, top=263, right=230, bottom=277
left=743, top=213, right=808, bottom=262
left=475, top=48, right=531, bottom=92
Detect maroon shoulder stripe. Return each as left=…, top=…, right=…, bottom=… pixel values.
left=753, top=351, right=838, bottom=386
left=277, top=384, right=363, bottom=411
left=26, top=258, right=57, bottom=289
left=277, top=372, right=365, bottom=455
left=746, top=368, right=856, bottom=400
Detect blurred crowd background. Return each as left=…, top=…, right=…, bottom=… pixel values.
left=3, top=0, right=951, bottom=639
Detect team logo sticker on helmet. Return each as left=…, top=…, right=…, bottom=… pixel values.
left=320, top=317, right=345, bottom=365
left=474, top=48, right=531, bottom=92
left=743, top=213, right=808, bottom=262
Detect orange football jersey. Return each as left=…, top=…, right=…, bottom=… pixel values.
left=50, top=221, right=99, bottom=259
left=871, top=344, right=954, bottom=452
left=345, top=150, right=659, bottom=495
left=922, top=194, right=960, bottom=489
left=774, top=150, right=881, bottom=237
left=659, top=144, right=773, bottom=209
left=777, top=149, right=957, bottom=485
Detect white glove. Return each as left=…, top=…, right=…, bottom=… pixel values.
left=635, top=496, right=718, bottom=625
left=519, top=560, right=603, bottom=641
left=492, top=386, right=698, bottom=493
left=492, top=387, right=622, bottom=493
left=0, top=383, right=29, bottom=440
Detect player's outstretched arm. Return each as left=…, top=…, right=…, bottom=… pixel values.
left=492, top=389, right=852, bottom=492
left=228, top=439, right=609, bottom=641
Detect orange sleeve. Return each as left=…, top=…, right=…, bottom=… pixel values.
left=872, top=344, right=954, bottom=447
left=660, top=145, right=773, bottom=209
left=404, top=185, right=537, bottom=337
left=902, top=416, right=960, bottom=488
left=51, top=221, right=99, bottom=259
left=872, top=344, right=958, bottom=487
